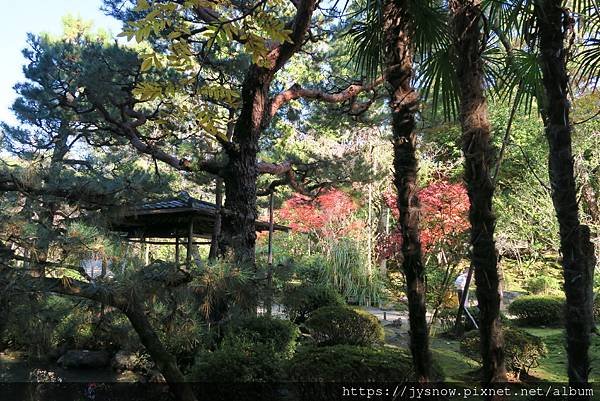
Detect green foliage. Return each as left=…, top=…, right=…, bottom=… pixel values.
left=508, top=295, right=565, bottom=326
left=305, top=306, right=384, bottom=346
left=524, top=275, right=560, bottom=295
left=322, top=238, right=385, bottom=306
left=188, top=337, right=286, bottom=383
left=187, top=315, right=299, bottom=384
left=225, top=316, right=300, bottom=359
left=287, top=345, right=437, bottom=387
left=593, top=295, right=600, bottom=321
left=460, top=327, right=547, bottom=379
left=190, top=261, right=253, bottom=322
left=280, top=283, right=345, bottom=323
left=436, top=307, right=476, bottom=332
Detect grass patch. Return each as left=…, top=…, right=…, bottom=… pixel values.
left=520, top=327, right=600, bottom=382
left=430, top=337, right=480, bottom=382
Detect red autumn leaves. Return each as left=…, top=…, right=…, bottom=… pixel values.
left=277, top=189, right=363, bottom=238
left=278, top=180, right=470, bottom=259
left=378, top=180, right=470, bottom=259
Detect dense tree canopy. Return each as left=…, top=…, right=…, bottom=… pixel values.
left=0, top=1, right=599, bottom=400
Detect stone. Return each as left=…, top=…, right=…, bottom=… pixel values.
left=111, top=351, right=139, bottom=372
left=57, top=350, right=110, bottom=369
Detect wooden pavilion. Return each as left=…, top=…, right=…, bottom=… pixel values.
left=110, top=192, right=289, bottom=266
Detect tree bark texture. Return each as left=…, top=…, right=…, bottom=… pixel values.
left=220, top=69, right=271, bottom=267
left=450, top=0, right=507, bottom=384
left=218, top=0, right=317, bottom=311
left=384, top=0, right=431, bottom=383
left=535, top=0, right=595, bottom=389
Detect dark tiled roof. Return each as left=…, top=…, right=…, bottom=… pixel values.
left=112, top=192, right=289, bottom=238
left=135, top=196, right=216, bottom=212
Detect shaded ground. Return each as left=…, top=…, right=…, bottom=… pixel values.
left=0, top=351, right=142, bottom=383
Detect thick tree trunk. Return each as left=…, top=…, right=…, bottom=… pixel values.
left=450, top=0, right=507, bottom=384
left=219, top=69, right=272, bottom=313
left=535, top=0, right=594, bottom=389
left=209, top=178, right=223, bottom=261
left=220, top=70, right=270, bottom=266
left=384, top=0, right=431, bottom=383
left=217, top=0, right=317, bottom=313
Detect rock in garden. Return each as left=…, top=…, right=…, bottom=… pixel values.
left=57, top=350, right=110, bottom=369
left=111, top=351, right=139, bottom=372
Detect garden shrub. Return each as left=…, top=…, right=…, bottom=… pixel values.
left=288, top=345, right=443, bottom=400
left=524, top=275, right=560, bottom=295
left=188, top=316, right=299, bottom=384
left=508, top=295, right=564, bottom=326
left=460, top=327, right=547, bottom=379
left=187, top=336, right=285, bottom=383
left=288, top=345, right=415, bottom=381
left=436, top=306, right=510, bottom=333
left=436, top=307, right=480, bottom=332
left=304, top=306, right=384, bottom=346
left=225, top=316, right=300, bottom=358
left=281, top=283, right=344, bottom=323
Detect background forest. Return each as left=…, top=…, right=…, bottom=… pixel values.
left=0, top=1, right=599, bottom=401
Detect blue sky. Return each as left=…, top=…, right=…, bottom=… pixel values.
left=0, top=0, right=122, bottom=125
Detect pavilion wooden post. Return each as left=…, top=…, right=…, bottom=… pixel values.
left=141, top=234, right=149, bottom=266
left=266, top=192, right=275, bottom=316
left=187, top=220, right=194, bottom=269
left=175, top=237, right=180, bottom=266
left=454, top=264, right=475, bottom=335
left=209, top=178, right=223, bottom=261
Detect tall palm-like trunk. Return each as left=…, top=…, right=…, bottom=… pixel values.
left=534, top=0, right=595, bottom=387
left=450, top=0, right=507, bottom=383
left=384, top=0, right=431, bottom=382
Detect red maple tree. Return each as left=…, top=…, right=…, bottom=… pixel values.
left=378, top=180, right=470, bottom=258
left=277, top=188, right=362, bottom=238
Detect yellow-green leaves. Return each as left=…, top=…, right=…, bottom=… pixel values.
left=140, top=52, right=164, bottom=71
left=198, top=85, right=239, bottom=105
left=134, top=0, right=151, bottom=12
left=133, top=82, right=165, bottom=101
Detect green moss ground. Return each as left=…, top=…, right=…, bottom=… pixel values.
left=385, top=324, right=600, bottom=383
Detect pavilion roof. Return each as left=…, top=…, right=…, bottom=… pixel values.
left=111, top=192, right=289, bottom=239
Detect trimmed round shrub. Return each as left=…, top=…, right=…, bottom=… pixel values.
left=305, top=306, right=384, bottom=346
left=225, top=316, right=300, bottom=358
left=281, top=284, right=344, bottom=323
left=524, top=275, right=560, bottom=295
left=508, top=295, right=564, bottom=326
left=288, top=345, right=443, bottom=400
left=460, top=327, right=547, bottom=379
left=188, top=316, right=299, bottom=385
left=288, top=345, right=415, bottom=381
left=188, top=338, right=285, bottom=383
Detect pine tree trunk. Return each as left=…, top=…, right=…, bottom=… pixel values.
left=384, top=0, right=431, bottom=383
left=535, top=0, right=594, bottom=388
left=219, top=69, right=272, bottom=312
left=450, top=0, right=507, bottom=384
left=220, top=72, right=264, bottom=266
left=217, top=0, right=317, bottom=313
